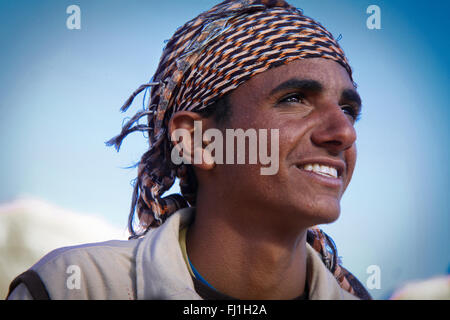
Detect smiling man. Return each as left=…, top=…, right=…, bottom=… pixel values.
left=171, top=58, right=362, bottom=300
left=7, top=0, right=371, bottom=300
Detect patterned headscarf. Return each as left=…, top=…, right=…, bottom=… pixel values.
left=107, top=0, right=370, bottom=299
left=107, top=0, right=353, bottom=232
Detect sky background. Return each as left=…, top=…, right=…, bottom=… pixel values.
left=0, top=0, right=449, bottom=299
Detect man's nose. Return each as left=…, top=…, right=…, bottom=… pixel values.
left=310, top=104, right=357, bottom=155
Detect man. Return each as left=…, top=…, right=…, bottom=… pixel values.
left=7, top=0, right=370, bottom=300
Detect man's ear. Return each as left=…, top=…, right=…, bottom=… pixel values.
left=168, top=111, right=215, bottom=170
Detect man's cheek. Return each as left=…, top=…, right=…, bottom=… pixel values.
left=344, top=145, right=357, bottom=190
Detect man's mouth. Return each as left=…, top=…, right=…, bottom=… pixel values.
left=296, top=163, right=340, bottom=179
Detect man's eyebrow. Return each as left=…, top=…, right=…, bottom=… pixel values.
left=341, top=88, right=362, bottom=108
left=269, top=78, right=323, bottom=95
left=270, top=78, right=362, bottom=109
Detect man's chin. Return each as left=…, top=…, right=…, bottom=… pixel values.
left=314, top=210, right=341, bottom=225
left=292, top=200, right=341, bottom=227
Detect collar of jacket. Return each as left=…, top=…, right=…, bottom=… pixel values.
left=135, top=207, right=358, bottom=300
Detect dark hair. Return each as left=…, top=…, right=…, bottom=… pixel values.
left=195, top=92, right=232, bottom=126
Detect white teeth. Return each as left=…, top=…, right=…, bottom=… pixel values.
left=320, top=165, right=329, bottom=175
left=301, top=163, right=338, bottom=178
left=330, top=167, right=338, bottom=177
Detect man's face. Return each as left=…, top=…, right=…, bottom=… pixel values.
left=212, top=58, right=360, bottom=230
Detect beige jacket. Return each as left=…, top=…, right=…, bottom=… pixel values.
left=8, top=207, right=358, bottom=300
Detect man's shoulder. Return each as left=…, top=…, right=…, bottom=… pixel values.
left=34, top=238, right=139, bottom=270
left=21, top=238, right=141, bottom=299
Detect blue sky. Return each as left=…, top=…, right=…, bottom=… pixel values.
left=0, top=0, right=449, bottom=299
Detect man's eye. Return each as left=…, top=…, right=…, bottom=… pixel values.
left=279, top=93, right=305, bottom=104
left=341, top=105, right=360, bottom=122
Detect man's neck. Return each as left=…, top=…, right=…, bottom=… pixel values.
left=186, top=200, right=308, bottom=300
